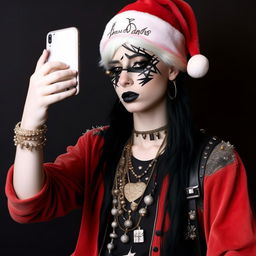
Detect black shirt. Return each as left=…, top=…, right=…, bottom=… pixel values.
left=102, top=156, right=159, bottom=256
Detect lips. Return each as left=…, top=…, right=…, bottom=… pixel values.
left=121, top=91, right=139, bottom=103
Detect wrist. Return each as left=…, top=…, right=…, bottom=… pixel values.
left=21, top=106, right=48, bottom=130
left=21, top=116, right=47, bottom=130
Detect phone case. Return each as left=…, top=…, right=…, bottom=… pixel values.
left=46, top=27, right=79, bottom=94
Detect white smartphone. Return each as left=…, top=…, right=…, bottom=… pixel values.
left=46, top=27, right=80, bottom=94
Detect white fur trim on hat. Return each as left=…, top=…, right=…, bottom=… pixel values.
left=100, top=10, right=187, bottom=71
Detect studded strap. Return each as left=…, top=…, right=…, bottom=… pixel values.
left=185, top=133, right=221, bottom=255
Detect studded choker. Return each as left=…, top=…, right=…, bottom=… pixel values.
left=133, top=125, right=167, bottom=140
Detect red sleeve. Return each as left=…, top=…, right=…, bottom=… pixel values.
left=203, top=148, right=256, bottom=255
left=5, top=130, right=99, bottom=223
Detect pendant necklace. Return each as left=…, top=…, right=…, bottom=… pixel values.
left=107, top=134, right=167, bottom=254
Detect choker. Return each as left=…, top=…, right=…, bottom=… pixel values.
left=133, top=125, right=168, bottom=140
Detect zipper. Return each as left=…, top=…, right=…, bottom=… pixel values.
left=148, top=197, right=160, bottom=256
left=98, top=222, right=109, bottom=256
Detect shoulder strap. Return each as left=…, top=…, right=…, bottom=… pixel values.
left=185, top=134, right=221, bottom=255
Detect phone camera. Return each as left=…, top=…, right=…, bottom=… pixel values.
left=48, top=34, right=52, bottom=44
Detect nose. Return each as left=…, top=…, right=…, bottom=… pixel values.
left=118, top=70, right=134, bottom=87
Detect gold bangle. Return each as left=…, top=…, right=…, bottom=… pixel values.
left=14, top=122, right=47, bottom=136
left=14, top=122, right=47, bottom=151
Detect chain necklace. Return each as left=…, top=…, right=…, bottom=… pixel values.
left=128, top=152, right=157, bottom=181
left=107, top=135, right=167, bottom=254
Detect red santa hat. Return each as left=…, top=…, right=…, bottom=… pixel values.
left=100, top=0, right=209, bottom=78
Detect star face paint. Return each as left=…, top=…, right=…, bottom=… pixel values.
left=107, top=44, right=161, bottom=87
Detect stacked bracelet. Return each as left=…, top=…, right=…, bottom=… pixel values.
left=14, top=122, right=47, bottom=151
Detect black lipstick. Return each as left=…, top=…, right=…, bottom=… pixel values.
left=121, top=91, right=139, bottom=103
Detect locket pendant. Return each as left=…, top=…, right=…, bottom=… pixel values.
left=124, top=182, right=146, bottom=202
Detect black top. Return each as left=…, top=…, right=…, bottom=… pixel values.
left=103, top=156, right=159, bottom=256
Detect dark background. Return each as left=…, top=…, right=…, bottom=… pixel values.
left=0, top=0, right=255, bottom=255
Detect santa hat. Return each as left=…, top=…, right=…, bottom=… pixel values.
left=99, top=0, right=209, bottom=78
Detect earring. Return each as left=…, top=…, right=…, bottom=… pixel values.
left=168, top=80, right=177, bottom=100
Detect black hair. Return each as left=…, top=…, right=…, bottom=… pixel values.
left=95, top=73, right=200, bottom=255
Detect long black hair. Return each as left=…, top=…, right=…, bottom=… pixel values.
left=95, top=73, right=200, bottom=255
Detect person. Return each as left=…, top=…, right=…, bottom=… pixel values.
left=5, top=0, right=256, bottom=255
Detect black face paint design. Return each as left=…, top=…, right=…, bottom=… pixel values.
left=108, top=66, right=121, bottom=87
left=107, top=44, right=161, bottom=87
left=123, top=44, right=161, bottom=86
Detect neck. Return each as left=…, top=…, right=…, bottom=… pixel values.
left=133, top=100, right=168, bottom=132
left=131, top=127, right=167, bottom=160
left=132, top=100, right=168, bottom=147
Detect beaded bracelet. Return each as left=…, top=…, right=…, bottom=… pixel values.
left=14, top=122, right=47, bottom=151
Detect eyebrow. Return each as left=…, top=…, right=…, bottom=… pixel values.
left=108, top=60, right=121, bottom=65
left=125, top=53, right=144, bottom=59
left=108, top=54, right=147, bottom=65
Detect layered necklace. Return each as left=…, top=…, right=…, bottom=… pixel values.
left=107, top=126, right=167, bottom=254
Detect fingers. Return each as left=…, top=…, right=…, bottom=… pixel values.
left=43, top=78, right=77, bottom=95
left=34, top=50, right=71, bottom=76
left=35, top=50, right=49, bottom=72
left=43, top=69, right=77, bottom=85
left=38, top=61, right=70, bottom=76
left=23, top=51, right=78, bottom=128
left=43, top=87, right=77, bottom=106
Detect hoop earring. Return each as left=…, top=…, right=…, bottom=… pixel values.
left=168, top=80, right=177, bottom=100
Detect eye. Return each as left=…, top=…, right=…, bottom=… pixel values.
left=130, top=60, right=150, bottom=71
left=107, top=66, right=123, bottom=76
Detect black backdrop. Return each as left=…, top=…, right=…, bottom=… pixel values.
left=0, top=0, right=255, bottom=255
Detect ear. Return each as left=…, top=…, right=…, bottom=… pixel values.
left=168, top=67, right=179, bottom=81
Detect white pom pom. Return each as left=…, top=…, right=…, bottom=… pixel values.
left=187, top=54, right=209, bottom=78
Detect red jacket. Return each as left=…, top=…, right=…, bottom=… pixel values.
left=5, top=128, right=256, bottom=255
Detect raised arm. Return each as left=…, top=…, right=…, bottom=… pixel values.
left=13, top=50, right=77, bottom=199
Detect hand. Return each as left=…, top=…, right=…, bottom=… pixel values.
left=21, top=49, right=77, bottom=129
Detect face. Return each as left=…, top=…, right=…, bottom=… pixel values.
left=107, top=44, right=176, bottom=114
